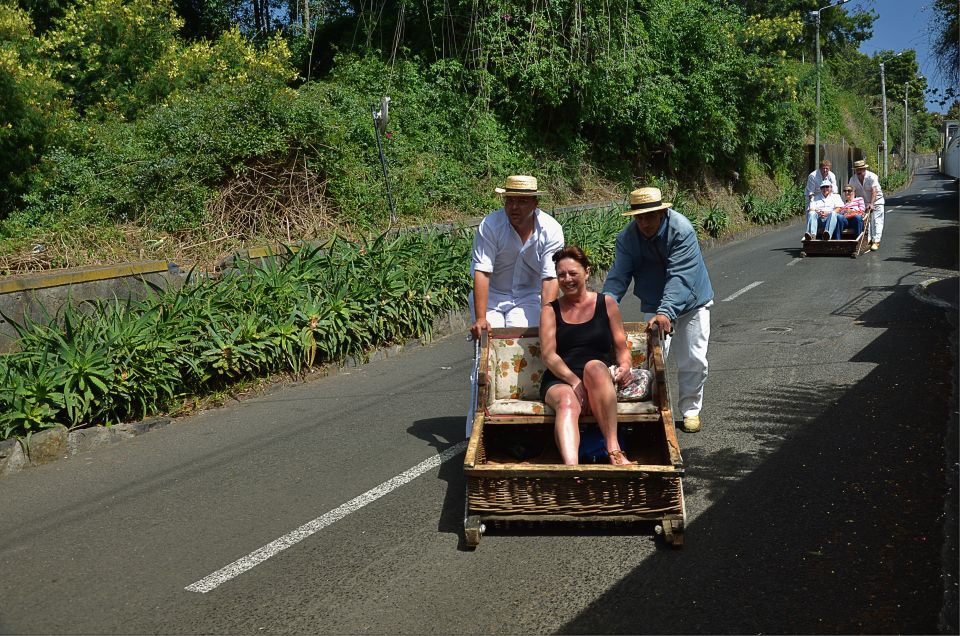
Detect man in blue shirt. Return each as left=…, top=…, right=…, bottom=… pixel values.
left=602, top=187, right=714, bottom=433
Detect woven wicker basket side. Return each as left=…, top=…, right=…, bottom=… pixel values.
left=467, top=473, right=681, bottom=516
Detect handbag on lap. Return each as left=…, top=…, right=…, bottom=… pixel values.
left=615, top=367, right=653, bottom=401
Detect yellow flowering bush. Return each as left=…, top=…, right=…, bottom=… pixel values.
left=136, top=28, right=297, bottom=106
left=38, top=0, right=183, bottom=114
left=0, top=3, right=68, bottom=213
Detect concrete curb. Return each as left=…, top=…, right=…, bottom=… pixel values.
left=910, top=277, right=960, bottom=311
left=0, top=416, right=172, bottom=478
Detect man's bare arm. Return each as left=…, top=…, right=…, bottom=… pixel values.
left=470, top=271, right=492, bottom=339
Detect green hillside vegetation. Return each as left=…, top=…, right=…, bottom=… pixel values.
left=0, top=0, right=939, bottom=275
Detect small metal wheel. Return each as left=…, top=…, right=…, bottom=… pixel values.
left=660, top=518, right=685, bottom=547
left=464, top=515, right=485, bottom=548
left=800, top=251, right=807, bottom=258
left=850, top=252, right=858, bottom=259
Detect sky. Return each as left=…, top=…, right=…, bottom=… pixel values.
left=855, top=0, right=952, bottom=113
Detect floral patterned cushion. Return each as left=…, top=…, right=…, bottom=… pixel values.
left=487, top=399, right=658, bottom=416
left=487, top=399, right=552, bottom=416
left=488, top=330, right=651, bottom=406
left=492, top=337, right=548, bottom=401
left=624, top=330, right=648, bottom=369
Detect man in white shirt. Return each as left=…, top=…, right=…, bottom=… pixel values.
left=469, top=175, right=564, bottom=339
left=805, top=159, right=838, bottom=200
left=804, top=181, right=844, bottom=240
left=848, top=159, right=886, bottom=251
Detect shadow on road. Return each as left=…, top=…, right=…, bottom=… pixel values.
left=769, top=245, right=805, bottom=259
left=557, top=275, right=955, bottom=631
left=406, top=416, right=469, bottom=546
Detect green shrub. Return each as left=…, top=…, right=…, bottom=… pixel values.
left=0, top=228, right=473, bottom=439
left=557, top=206, right=626, bottom=272
left=883, top=169, right=910, bottom=193
left=700, top=203, right=729, bottom=238
left=39, top=0, right=183, bottom=115
left=0, top=3, right=69, bottom=215
left=742, top=184, right=803, bottom=226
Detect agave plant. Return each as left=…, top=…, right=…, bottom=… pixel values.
left=0, top=213, right=618, bottom=440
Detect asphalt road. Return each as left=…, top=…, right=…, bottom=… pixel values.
left=0, top=168, right=956, bottom=635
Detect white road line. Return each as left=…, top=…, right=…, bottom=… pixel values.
left=185, top=441, right=468, bottom=594
left=786, top=258, right=802, bottom=267
left=722, top=281, right=764, bottom=302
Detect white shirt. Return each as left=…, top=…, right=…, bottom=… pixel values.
left=805, top=169, right=838, bottom=198
left=848, top=171, right=885, bottom=205
left=471, top=208, right=564, bottom=312
left=809, top=192, right=843, bottom=214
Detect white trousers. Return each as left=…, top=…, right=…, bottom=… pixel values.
left=468, top=293, right=541, bottom=329
left=465, top=296, right=542, bottom=437
left=868, top=203, right=885, bottom=242
left=643, top=304, right=711, bottom=418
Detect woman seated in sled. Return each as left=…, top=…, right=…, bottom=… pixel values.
left=836, top=184, right=866, bottom=238
left=539, top=246, right=633, bottom=466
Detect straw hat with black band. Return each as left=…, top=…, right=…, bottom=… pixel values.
left=622, top=187, right=672, bottom=216
left=494, top=175, right=547, bottom=197
left=853, top=159, right=870, bottom=170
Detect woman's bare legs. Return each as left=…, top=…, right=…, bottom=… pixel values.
left=544, top=384, right=582, bottom=465
left=582, top=360, right=630, bottom=465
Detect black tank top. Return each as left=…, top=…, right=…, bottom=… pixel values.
left=549, top=293, right=613, bottom=377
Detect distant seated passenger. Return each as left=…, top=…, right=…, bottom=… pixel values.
left=805, top=181, right=844, bottom=241
left=837, top=185, right=866, bottom=239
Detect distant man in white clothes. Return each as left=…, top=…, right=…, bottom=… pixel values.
left=848, top=159, right=886, bottom=251
left=469, top=175, right=564, bottom=339
left=805, top=159, right=838, bottom=200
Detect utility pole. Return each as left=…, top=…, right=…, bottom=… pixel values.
left=904, top=82, right=909, bottom=170
left=880, top=61, right=888, bottom=178
left=814, top=9, right=822, bottom=168
left=811, top=0, right=850, bottom=170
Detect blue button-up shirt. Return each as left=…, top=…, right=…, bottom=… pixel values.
left=601, top=210, right=714, bottom=321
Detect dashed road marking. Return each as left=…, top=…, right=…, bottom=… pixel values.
left=185, top=441, right=468, bottom=593
left=722, top=281, right=764, bottom=302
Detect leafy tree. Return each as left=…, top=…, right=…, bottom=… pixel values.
left=134, top=27, right=296, bottom=106
left=931, top=0, right=958, bottom=87
left=716, top=0, right=875, bottom=59
left=0, top=1, right=66, bottom=214
left=947, top=100, right=960, bottom=121
left=171, top=0, right=232, bottom=39
left=39, top=0, right=183, bottom=115
left=15, top=0, right=73, bottom=33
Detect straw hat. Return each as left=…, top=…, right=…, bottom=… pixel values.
left=853, top=159, right=870, bottom=170
left=494, top=175, right=547, bottom=197
left=622, top=187, right=672, bottom=216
